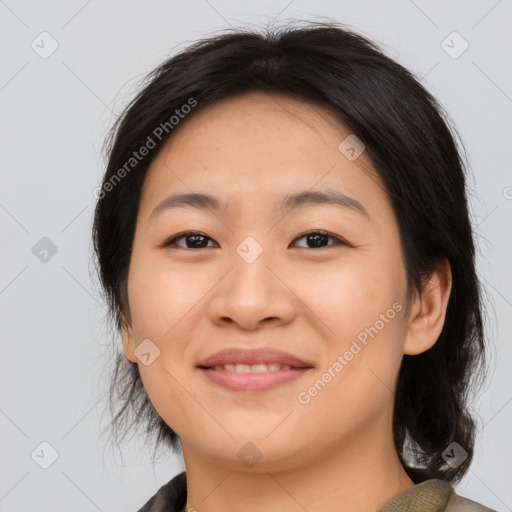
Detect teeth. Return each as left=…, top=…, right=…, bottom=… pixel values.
left=212, top=363, right=293, bottom=373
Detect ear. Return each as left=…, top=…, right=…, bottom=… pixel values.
left=403, top=258, right=452, bottom=356
left=121, top=315, right=138, bottom=363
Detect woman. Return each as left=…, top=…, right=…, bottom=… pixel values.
left=92, top=21, right=495, bottom=512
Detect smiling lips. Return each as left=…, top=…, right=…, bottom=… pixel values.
left=197, top=347, right=314, bottom=392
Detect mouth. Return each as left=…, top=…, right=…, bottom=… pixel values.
left=197, top=347, right=313, bottom=368
left=196, top=347, right=314, bottom=392
left=198, top=362, right=313, bottom=392
left=198, top=362, right=309, bottom=372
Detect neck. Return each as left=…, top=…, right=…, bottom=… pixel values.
left=179, top=418, right=415, bottom=512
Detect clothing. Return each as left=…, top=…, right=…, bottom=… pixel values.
left=377, top=478, right=496, bottom=511
left=136, top=471, right=497, bottom=512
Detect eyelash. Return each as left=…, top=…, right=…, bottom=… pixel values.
left=162, top=230, right=349, bottom=250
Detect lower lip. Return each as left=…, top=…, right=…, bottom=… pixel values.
left=199, top=367, right=311, bottom=392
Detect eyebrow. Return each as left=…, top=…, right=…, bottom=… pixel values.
left=149, top=189, right=369, bottom=221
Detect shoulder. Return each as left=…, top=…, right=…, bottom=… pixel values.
left=136, top=471, right=187, bottom=512
left=378, top=478, right=497, bottom=511
left=135, top=472, right=497, bottom=512
left=446, top=490, right=498, bottom=512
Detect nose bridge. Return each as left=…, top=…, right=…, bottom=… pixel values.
left=229, top=234, right=276, bottom=306
left=206, top=233, right=297, bottom=329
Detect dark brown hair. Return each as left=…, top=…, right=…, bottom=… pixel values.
left=92, top=20, right=487, bottom=484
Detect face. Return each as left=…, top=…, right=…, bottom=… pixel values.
left=121, top=91, right=414, bottom=471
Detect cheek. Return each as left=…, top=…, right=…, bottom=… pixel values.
left=293, top=257, right=403, bottom=340
left=293, top=256, right=406, bottom=397
left=138, top=360, right=194, bottom=435
left=126, top=256, right=207, bottom=419
left=295, top=287, right=405, bottom=439
left=127, top=255, right=200, bottom=340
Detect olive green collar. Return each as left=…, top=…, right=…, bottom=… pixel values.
left=378, top=479, right=453, bottom=511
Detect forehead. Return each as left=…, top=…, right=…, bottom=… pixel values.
left=138, top=91, right=391, bottom=224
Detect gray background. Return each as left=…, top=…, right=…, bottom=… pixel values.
left=1, top=0, right=511, bottom=511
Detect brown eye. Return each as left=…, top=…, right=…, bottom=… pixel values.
left=163, top=230, right=348, bottom=250
left=291, top=231, right=347, bottom=249
left=164, top=231, right=218, bottom=249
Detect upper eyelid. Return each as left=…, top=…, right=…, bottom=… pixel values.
left=165, top=230, right=348, bottom=247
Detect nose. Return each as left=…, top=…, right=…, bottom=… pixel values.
left=205, top=251, right=298, bottom=331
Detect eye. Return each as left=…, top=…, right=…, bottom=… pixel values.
left=162, top=230, right=349, bottom=250
left=291, top=230, right=348, bottom=249
left=163, top=231, right=218, bottom=249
